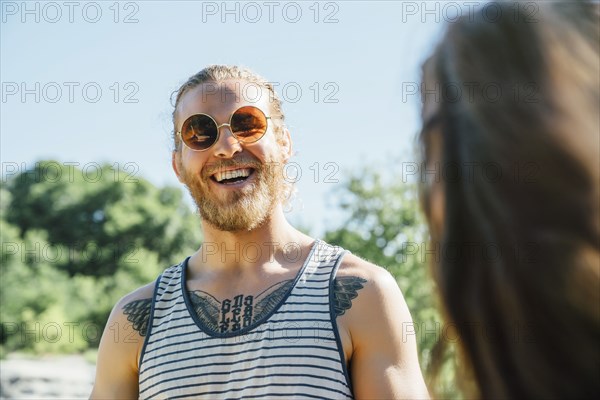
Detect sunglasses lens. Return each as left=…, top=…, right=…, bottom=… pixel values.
left=181, top=114, right=218, bottom=151
left=231, top=106, right=268, bottom=143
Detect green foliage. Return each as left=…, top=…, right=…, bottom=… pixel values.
left=6, top=161, right=199, bottom=276
left=324, top=166, right=460, bottom=398
left=1, top=161, right=201, bottom=355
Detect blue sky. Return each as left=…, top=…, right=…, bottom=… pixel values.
left=1, top=1, right=446, bottom=235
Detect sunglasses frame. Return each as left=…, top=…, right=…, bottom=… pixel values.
left=177, top=105, right=272, bottom=152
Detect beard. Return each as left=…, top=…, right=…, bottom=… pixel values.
left=179, top=155, right=286, bottom=232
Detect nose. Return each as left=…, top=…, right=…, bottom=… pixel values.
left=212, top=124, right=242, bottom=158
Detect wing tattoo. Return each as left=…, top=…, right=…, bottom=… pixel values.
left=333, top=276, right=368, bottom=316
left=189, top=290, right=222, bottom=332
left=253, top=280, right=295, bottom=321
left=123, top=298, right=152, bottom=336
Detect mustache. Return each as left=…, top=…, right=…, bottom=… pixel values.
left=202, top=157, right=263, bottom=178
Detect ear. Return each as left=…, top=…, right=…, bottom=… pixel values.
left=172, top=151, right=184, bottom=183
left=279, top=128, right=293, bottom=162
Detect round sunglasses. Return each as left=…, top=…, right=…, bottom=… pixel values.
left=177, top=106, right=271, bottom=151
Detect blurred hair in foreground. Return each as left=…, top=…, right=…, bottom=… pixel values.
left=419, top=1, right=600, bottom=398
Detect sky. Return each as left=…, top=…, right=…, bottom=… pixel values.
left=1, top=0, right=450, bottom=236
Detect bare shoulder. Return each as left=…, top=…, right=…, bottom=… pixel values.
left=116, top=281, right=156, bottom=318
left=121, top=280, right=156, bottom=303
left=104, top=280, right=160, bottom=347
left=334, top=252, right=413, bottom=329
left=110, top=280, right=157, bottom=344
left=336, top=252, right=393, bottom=278
left=334, top=253, right=430, bottom=399
left=104, top=280, right=157, bottom=350
left=335, top=252, right=401, bottom=297
left=90, top=280, right=158, bottom=399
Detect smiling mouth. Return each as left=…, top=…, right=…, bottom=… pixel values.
left=210, top=168, right=255, bottom=185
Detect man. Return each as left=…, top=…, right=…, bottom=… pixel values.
left=90, top=65, right=429, bottom=399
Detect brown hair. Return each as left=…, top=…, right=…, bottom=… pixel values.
left=420, top=1, right=599, bottom=398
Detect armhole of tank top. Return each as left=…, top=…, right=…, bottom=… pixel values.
left=328, top=249, right=354, bottom=395
left=137, top=273, right=163, bottom=372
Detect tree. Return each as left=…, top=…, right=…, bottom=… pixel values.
left=5, top=161, right=199, bottom=277
left=1, top=161, right=201, bottom=353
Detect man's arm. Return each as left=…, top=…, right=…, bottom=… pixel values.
left=89, top=282, right=155, bottom=399
left=340, top=255, right=430, bottom=399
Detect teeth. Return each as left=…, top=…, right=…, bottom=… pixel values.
left=214, top=168, right=251, bottom=182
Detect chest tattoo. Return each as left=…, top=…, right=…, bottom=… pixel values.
left=190, top=280, right=294, bottom=334
left=123, top=275, right=368, bottom=336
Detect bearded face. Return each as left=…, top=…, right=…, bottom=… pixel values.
left=173, top=80, right=292, bottom=232
left=178, top=153, right=287, bottom=232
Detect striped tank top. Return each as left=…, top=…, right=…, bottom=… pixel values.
left=138, top=240, right=354, bottom=399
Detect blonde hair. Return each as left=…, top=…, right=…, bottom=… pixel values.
left=171, top=65, right=286, bottom=151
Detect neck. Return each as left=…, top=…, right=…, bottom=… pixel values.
left=191, top=205, right=313, bottom=274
